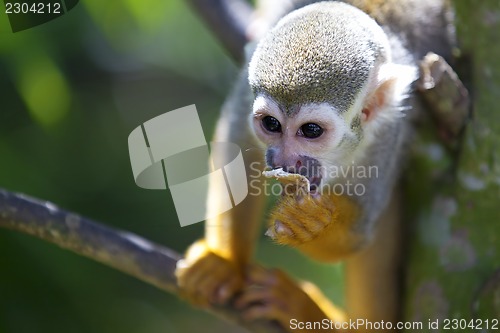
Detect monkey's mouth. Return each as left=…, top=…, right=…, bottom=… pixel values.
left=262, top=168, right=322, bottom=196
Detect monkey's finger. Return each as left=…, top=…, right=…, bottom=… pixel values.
left=195, top=263, right=242, bottom=306
left=246, top=265, right=278, bottom=285
left=194, top=263, right=235, bottom=305
left=213, top=274, right=244, bottom=305
left=176, top=260, right=214, bottom=307
left=248, top=273, right=308, bottom=302
left=270, top=197, right=325, bottom=242
left=272, top=194, right=336, bottom=245
left=176, top=255, right=212, bottom=289
left=242, top=303, right=291, bottom=327
left=270, top=205, right=311, bottom=243
left=176, top=252, right=242, bottom=307
left=234, top=287, right=288, bottom=310
left=271, top=217, right=314, bottom=244
left=246, top=266, right=297, bottom=290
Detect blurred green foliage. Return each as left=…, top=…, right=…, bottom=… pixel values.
left=0, top=1, right=342, bottom=332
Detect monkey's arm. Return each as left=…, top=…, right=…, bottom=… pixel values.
left=344, top=190, right=401, bottom=326
left=176, top=71, right=267, bottom=306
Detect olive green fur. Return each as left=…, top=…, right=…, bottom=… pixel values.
left=248, top=2, right=390, bottom=115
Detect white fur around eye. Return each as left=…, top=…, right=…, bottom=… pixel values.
left=298, top=103, right=349, bottom=148
left=250, top=95, right=284, bottom=146
left=252, top=95, right=267, bottom=115
left=252, top=95, right=280, bottom=117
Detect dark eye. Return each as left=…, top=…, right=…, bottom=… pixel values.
left=301, top=123, right=323, bottom=138
left=262, top=116, right=282, bottom=133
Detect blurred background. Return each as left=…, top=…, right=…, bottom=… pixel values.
left=0, top=1, right=343, bottom=332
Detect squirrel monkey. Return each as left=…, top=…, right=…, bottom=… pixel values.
left=176, top=1, right=454, bottom=331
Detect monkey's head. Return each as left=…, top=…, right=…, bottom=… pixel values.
left=248, top=2, right=416, bottom=193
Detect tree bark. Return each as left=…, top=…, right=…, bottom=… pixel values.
left=403, top=1, right=500, bottom=330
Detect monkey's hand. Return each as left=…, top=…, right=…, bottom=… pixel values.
left=266, top=192, right=364, bottom=262
left=175, top=240, right=244, bottom=307
left=235, top=265, right=346, bottom=332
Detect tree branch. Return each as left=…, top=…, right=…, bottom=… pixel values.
left=0, top=188, right=284, bottom=333
left=0, top=188, right=181, bottom=292
left=186, top=0, right=253, bottom=64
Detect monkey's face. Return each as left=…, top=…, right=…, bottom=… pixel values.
left=251, top=95, right=361, bottom=194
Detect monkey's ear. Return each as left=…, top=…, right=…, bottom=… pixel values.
left=361, top=77, right=397, bottom=123
left=361, top=64, right=417, bottom=124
